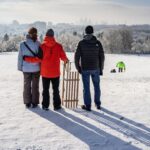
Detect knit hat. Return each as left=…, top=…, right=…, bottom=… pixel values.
left=85, top=25, right=94, bottom=34
left=28, top=27, right=37, bottom=35
left=46, top=29, right=54, bottom=37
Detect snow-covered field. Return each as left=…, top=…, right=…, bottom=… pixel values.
left=0, top=52, right=150, bottom=150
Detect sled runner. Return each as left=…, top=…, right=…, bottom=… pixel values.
left=62, top=62, right=80, bottom=108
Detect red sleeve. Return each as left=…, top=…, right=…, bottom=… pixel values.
left=25, top=57, right=42, bottom=63
left=59, top=45, right=68, bottom=62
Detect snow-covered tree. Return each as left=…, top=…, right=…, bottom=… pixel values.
left=0, top=35, right=24, bottom=52
left=131, top=42, right=144, bottom=54
left=100, top=29, right=123, bottom=53
left=57, top=33, right=81, bottom=52
left=119, top=28, right=133, bottom=53
left=98, top=27, right=133, bottom=54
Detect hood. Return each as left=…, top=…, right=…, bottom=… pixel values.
left=26, top=34, right=31, bottom=40
left=26, top=34, right=38, bottom=43
left=83, top=34, right=97, bottom=44
left=42, top=36, right=56, bottom=48
left=26, top=34, right=33, bottom=42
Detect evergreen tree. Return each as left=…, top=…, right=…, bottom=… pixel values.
left=3, top=34, right=9, bottom=42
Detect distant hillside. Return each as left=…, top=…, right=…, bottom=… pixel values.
left=0, top=22, right=150, bottom=54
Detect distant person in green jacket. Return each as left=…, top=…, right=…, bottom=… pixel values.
left=116, top=61, right=126, bottom=72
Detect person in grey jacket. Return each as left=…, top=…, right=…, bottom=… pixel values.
left=18, top=27, right=41, bottom=108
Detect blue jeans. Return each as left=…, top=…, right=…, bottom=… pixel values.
left=82, top=70, right=101, bottom=108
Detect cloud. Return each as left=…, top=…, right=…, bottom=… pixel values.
left=0, top=0, right=150, bottom=24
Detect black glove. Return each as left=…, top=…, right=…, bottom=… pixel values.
left=78, top=67, right=82, bottom=74
left=23, top=55, right=28, bottom=60
left=100, top=70, right=103, bottom=76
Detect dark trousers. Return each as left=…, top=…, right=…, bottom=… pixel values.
left=23, top=72, right=40, bottom=105
left=119, top=68, right=123, bottom=72
left=42, top=77, right=61, bottom=108
left=82, top=70, right=101, bottom=108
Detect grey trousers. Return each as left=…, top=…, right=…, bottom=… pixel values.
left=23, top=72, right=40, bottom=105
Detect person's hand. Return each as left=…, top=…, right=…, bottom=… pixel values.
left=78, top=67, right=82, bottom=74
left=64, top=59, right=69, bottom=65
left=64, top=59, right=69, bottom=69
left=23, top=55, right=28, bottom=60
left=100, top=70, right=103, bottom=76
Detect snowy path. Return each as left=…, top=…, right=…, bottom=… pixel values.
left=0, top=52, right=150, bottom=150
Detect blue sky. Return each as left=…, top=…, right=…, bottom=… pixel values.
left=0, top=0, right=150, bottom=25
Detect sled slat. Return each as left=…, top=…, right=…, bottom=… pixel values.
left=62, top=62, right=65, bottom=105
left=65, top=63, right=69, bottom=108
left=76, top=72, right=79, bottom=107
left=62, top=62, right=80, bottom=108
left=70, top=72, right=74, bottom=108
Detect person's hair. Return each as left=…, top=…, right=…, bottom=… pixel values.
left=85, top=25, right=94, bottom=34
left=28, top=27, right=37, bottom=35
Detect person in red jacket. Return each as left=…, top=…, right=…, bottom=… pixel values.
left=24, top=29, right=68, bottom=111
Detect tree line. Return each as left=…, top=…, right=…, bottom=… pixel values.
left=0, top=27, right=150, bottom=54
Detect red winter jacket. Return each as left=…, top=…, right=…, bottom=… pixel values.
left=25, top=36, right=68, bottom=78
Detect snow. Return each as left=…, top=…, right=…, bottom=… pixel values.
left=0, top=52, right=150, bottom=150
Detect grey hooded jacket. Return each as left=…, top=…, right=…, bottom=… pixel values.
left=17, top=36, right=41, bottom=73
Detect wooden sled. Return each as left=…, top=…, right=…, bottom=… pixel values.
left=62, top=62, right=80, bottom=108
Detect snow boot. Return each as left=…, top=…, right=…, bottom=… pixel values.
left=54, top=105, right=62, bottom=111
left=26, top=103, right=31, bottom=108
left=32, top=104, right=38, bottom=108
left=42, top=106, right=49, bottom=111
left=81, top=105, right=91, bottom=111
left=96, top=105, right=101, bottom=110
